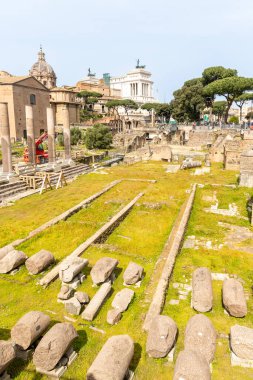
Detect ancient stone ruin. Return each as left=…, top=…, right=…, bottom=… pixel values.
left=146, top=315, right=177, bottom=358
left=0, top=250, right=27, bottom=273
left=82, top=282, right=112, bottom=321
left=90, top=257, right=118, bottom=285
left=184, top=314, right=216, bottom=364
left=230, top=324, right=253, bottom=360
left=111, top=288, right=134, bottom=312
left=59, top=257, right=88, bottom=283
left=86, top=335, right=134, bottom=380
left=25, top=249, right=55, bottom=274
left=11, top=311, right=51, bottom=350
left=0, top=341, right=16, bottom=377
left=222, top=278, right=247, bottom=317
left=33, top=322, right=78, bottom=371
left=173, top=349, right=211, bottom=380
left=123, top=261, right=143, bottom=285
left=192, top=267, right=213, bottom=312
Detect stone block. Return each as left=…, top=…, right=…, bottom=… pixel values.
left=82, top=282, right=111, bottom=321
left=146, top=315, right=177, bottom=358
left=184, top=314, right=216, bottom=364
left=33, top=323, right=78, bottom=371
left=74, top=291, right=89, bottom=304
left=0, top=250, right=27, bottom=274
left=11, top=311, right=51, bottom=350
left=58, top=285, right=74, bottom=300
left=86, top=335, right=134, bottom=380
left=173, top=349, right=211, bottom=380
left=230, top=324, right=253, bottom=359
left=192, top=267, right=213, bottom=312
left=25, top=249, right=55, bottom=275
left=107, top=309, right=122, bottom=325
left=90, top=257, right=118, bottom=285
left=111, top=288, right=134, bottom=312
left=0, top=341, right=15, bottom=375
left=222, top=278, right=247, bottom=317
left=64, top=297, right=82, bottom=316
left=123, top=261, right=143, bottom=285
left=59, top=257, right=88, bottom=283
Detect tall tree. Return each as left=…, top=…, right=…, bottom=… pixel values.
left=234, top=93, right=253, bottom=122
left=212, top=101, right=227, bottom=121
left=172, top=78, right=205, bottom=122
left=202, top=66, right=237, bottom=86
left=141, top=103, right=172, bottom=122
left=203, top=77, right=253, bottom=123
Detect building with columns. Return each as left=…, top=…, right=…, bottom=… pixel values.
left=110, top=62, right=156, bottom=104
left=0, top=72, right=50, bottom=140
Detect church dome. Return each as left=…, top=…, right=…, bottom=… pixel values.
left=29, top=47, right=57, bottom=89
left=0, top=71, right=12, bottom=78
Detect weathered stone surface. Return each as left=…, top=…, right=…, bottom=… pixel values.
left=33, top=323, right=78, bottom=371
left=123, top=261, right=143, bottom=285
left=230, top=324, right=253, bottom=359
left=87, top=335, right=134, bottom=380
left=82, top=282, right=111, bottom=321
left=0, top=250, right=27, bottom=274
left=146, top=315, right=177, bottom=358
left=74, top=291, right=89, bottom=304
left=222, top=278, right=247, bottom=317
left=11, top=311, right=50, bottom=350
left=184, top=314, right=216, bottom=364
left=90, top=257, right=118, bottom=285
left=59, top=257, right=88, bottom=283
left=111, top=288, right=134, bottom=312
left=58, top=285, right=74, bottom=300
left=192, top=267, right=213, bottom=312
left=0, top=341, right=16, bottom=375
left=107, top=309, right=122, bottom=325
left=173, top=349, right=211, bottom=380
left=25, top=249, right=55, bottom=274
left=65, top=297, right=82, bottom=315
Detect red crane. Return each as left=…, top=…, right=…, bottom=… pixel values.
left=23, top=131, right=49, bottom=164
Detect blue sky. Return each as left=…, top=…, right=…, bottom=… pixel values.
left=1, top=0, right=253, bottom=101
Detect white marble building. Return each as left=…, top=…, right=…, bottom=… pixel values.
left=110, top=64, right=156, bottom=104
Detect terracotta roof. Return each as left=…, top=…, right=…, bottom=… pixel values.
left=0, top=75, right=30, bottom=84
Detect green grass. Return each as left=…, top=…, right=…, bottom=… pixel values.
left=0, top=162, right=252, bottom=379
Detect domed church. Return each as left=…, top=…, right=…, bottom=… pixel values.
left=29, top=46, right=57, bottom=89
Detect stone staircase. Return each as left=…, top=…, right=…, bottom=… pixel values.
left=0, top=163, right=91, bottom=203
left=0, top=180, right=29, bottom=202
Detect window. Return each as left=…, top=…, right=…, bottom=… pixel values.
left=30, top=94, right=36, bottom=105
